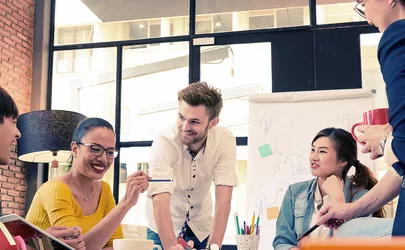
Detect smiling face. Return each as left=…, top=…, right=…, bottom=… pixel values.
left=0, top=116, right=21, bottom=165
left=177, top=101, right=218, bottom=152
left=309, top=136, right=346, bottom=179
left=71, top=127, right=116, bottom=180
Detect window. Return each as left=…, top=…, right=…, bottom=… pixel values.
left=196, top=0, right=309, bottom=33
left=54, top=0, right=189, bottom=44
left=200, top=43, right=272, bottom=136
left=55, top=26, right=93, bottom=73
left=316, top=1, right=366, bottom=25
left=120, top=42, right=189, bottom=142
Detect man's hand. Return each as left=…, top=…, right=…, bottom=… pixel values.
left=316, top=202, right=355, bottom=229
left=321, top=176, right=344, bottom=202
left=170, top=240, right=194, bottom=250
left=46, top=225, right=85, bottom=249
left=356, top=124, right=392, bottom=159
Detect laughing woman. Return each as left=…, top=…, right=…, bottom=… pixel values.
left=26, top=118, right=151, bottom=250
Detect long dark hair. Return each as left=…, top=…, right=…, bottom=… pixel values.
left=312, top=127, right=385, bottom=218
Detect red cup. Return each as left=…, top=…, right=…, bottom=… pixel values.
left=351, top=108, right=389, bottom=145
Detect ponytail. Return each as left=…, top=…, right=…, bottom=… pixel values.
left=345, top=160, right=385, bottom=218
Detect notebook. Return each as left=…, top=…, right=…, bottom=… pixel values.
left=0, top=214, right=74, bottom=250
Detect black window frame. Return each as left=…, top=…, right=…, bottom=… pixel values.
left=45, top=0, right=379, bottom=202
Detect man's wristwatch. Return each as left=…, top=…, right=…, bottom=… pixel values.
left=205, top=244, right=220, bottom=250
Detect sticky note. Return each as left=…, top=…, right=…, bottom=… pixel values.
left=258, top=144, right=273, bottom=158
left=267, top=206, right=280, bottom=220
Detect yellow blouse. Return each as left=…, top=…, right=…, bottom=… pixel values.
left=26, top=180, right=123, bottom=248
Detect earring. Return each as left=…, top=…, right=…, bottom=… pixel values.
left=392, top=1, right=396, bottom=8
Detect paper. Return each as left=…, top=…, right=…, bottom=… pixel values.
left=258, top=144, right=273, bottom=158
left=266, top=207, right=280, bottom=220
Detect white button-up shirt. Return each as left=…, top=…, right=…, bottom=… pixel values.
left=146, top=124, right=238, bottom=241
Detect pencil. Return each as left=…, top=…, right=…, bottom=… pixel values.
left=250, top=212, right=255, bottom=235
left=235, top=212, right=241, bottom=235
left=297, top=224, right=319, bottom=241
left=233, top=213, right=238, bottom=234
left=148, top=179, right=173, bottom=182
left=255, top=216, right=260, bottom=235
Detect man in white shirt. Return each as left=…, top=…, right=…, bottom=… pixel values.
left=146, top=82, right=238, bottom=250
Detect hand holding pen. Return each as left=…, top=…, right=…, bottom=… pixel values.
left=174, top=238, right=194, bottom=250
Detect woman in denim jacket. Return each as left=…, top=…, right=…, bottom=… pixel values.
left=273, top=128, right=384, bottom=250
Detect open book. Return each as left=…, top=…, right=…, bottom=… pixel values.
left=0, top=214, right=74, bottom=250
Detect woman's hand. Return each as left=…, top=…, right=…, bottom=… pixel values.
left=121, top=170, right=151, bottom=207
left=357, top=123, right=392, bottom=159
left=321, top=176, right=344, bottom=202
left=46, top=225, right=85, bottom=249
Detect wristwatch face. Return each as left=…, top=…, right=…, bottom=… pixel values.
left=210, top=244, right=219, bottom=250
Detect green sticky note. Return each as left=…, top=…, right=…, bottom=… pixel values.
left=258, top=144, right=273, bottom=158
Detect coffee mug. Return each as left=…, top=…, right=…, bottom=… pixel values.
left=113, top=239, right=162, bottom=250
left=351, top=108, right=389, bottom=145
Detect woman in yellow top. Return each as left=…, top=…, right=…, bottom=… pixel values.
left=26, top=117, right=151, bottom=250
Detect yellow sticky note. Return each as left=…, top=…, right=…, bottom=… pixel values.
left=267, top=206, right=280, bottom=220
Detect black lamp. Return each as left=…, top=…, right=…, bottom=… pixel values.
left=17, top=110, right=87, bottom=175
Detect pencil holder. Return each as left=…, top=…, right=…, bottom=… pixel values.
left=235, top=235, right=260, bottom=250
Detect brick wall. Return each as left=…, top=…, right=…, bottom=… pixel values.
left=0, top=0, right=35, bottom=216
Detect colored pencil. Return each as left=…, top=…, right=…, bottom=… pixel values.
left=235, top=212, right=241, bottom=235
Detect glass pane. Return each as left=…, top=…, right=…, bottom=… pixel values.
left=200, top=43, right=272, bottom=137
left=51, top=47, right=117, bottom=187
left=119, top=145, right=247, bottom=244
left=316, top=1, right=366, bottom=25
left=120, top=42, right=189, bottom=142
left=360, top=33, right=387, bottom=109
left=54, top=0, right=189, bottom=45
left=196, top=0, right=310, bottom=33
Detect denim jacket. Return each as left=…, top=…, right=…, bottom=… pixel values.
left=273, top=177, right=368, bottom=250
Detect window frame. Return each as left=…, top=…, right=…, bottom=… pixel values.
left=45, top=0, right=378, bottom=205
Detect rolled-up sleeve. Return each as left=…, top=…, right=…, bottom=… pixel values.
left=213, top=132, right=238, bottom=187
left=147, top=134, right=178, bottom=198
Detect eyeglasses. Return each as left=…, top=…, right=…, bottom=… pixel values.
left=354, top=0, right=366, bottom=19
left=75, top=142, right=119, bottom=159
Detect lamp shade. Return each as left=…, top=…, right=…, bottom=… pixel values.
left=17, top=110, right=87, bottom=163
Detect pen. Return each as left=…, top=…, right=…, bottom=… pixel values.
left=148, top=179, right=173, bottom=182
left=178, top=237, right=192, bottom=250
left=297, top=224, right=319, bottom=241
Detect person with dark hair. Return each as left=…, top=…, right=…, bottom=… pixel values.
left=26, top=117, right=151, bottom=250
left=146, top=82, right=237, bottom=250
left=317, top=0, right=405, bottom=237
left=0, top=87, right=87, bottom=249
left=273, top=128, right=386, bottom=250
left=0, top=87, right=21, bottom=166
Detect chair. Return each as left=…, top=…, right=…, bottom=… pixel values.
left=121, top=224, right=148, bottom=239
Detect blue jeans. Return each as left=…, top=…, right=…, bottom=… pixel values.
left=147, top=227, right=209, bottom=250
left=335, top=217, right=394, bottom=239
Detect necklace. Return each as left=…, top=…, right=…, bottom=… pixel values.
left=71, top=179, right=93, bottom=201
